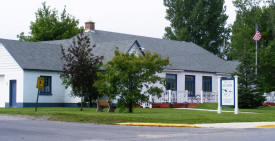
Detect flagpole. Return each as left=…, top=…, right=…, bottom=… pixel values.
left=255, top=24, right=258, bottom=75
left=256, top=39, right=257, bottom=75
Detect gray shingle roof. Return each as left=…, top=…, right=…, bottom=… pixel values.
left=0, top=38, right=63, bottom=71
left=0, top=30, right=239, bottom=73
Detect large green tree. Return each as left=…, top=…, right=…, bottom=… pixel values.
left=163, top=0, right=230, bottom=55
left=18, top=2, right=82, bottom=41
left=257, top=2, right=275, bottom=92
left=94, top=49, right=169, bottom=113
left=60, top=32, right=103, bottom=111
left=230, top=0, right=275, bottom=93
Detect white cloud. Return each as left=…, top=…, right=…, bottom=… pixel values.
left=0, top=0, right=236, bottom=40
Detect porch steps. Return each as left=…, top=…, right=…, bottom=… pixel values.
left=263, top=103, right=275, bottom=106
left=152, top=103, right=200, bottom=108
left=152, top=103, right=170, bottom=108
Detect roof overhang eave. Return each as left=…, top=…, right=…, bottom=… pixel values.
left=23, top=68, right=63, bottom=73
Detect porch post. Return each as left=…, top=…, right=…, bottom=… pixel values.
left=168, top=90, right=172, bottom=103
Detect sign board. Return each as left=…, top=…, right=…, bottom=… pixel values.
left=221, top=78, right=235, bottom=106
left=36, top=77, right=44, bottom=89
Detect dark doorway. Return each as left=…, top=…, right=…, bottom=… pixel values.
left=9, top=80, right=17, bottom=107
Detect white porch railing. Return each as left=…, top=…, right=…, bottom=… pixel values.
left=201, top=91, right=218, bottom=103
left=142, top=90, right=218, bottom=108
left=142, top=91, right=275, bottom=108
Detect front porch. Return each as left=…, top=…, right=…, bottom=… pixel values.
left=142, top=90, right=218, bottom=108
left=140, top=71, right=224, bottom=108
left=142, top=90, right=275, bottom=108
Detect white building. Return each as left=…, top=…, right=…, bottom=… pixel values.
left=0, top=22, right=238, bottom=107
left=0, top=40, right=80, bottom=107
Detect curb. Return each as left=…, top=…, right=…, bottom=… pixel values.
left=114, top=123, right=202, bottom=128
left=256, top=124, right=275, bottom=128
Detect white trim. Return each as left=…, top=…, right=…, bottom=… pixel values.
left=164, top=70, right=184, bottom=73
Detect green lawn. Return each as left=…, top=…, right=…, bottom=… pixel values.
left=0, top=104, right=275, bottom=124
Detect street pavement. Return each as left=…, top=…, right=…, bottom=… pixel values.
left=0, top=115, right=275, bottom=141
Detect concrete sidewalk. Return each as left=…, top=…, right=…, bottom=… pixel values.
left=197, top=122, right=275, bottom=128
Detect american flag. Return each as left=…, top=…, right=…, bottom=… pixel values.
left=253, top=27, right=261, bottom=41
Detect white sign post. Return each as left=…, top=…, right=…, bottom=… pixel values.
left=217, top=76, right=239, bottom=114
left=234, top=76, right=239, bottom=114
left=217, top=77, right=222, bottom=114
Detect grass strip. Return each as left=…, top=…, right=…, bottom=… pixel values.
left=0, top=104, right=274, bottom=124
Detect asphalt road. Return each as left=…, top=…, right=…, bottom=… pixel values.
left=0, top=115, right=275, bottom=141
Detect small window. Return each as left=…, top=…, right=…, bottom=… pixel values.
left=202, top=76, right=212, bottom=92
left=40, top=76, right=52, bottom=95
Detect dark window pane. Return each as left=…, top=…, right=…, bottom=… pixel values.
left=202, top=76, right=212, bottom=92
left=40, top=76, right=52, bottom=95
left=166, top=74, right=177, bottom=91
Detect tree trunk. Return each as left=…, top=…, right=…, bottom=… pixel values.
left=88, top=96, right=92, bottom=108
left=96, top=100, right=103, bottom=112
left=128, top=103, right=133, bottom=113
left=80, top=96, right=83, bottom=111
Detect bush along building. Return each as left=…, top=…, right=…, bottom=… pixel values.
left=0, top=22, right=239, bottom=108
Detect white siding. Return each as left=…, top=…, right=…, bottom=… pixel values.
left=23, top=70, right=80, bottom=104
left=177, top=73, right=185, bottom=93
left=0, top=75, right=5, bottom=107
left=64, top=86, right=81, bottom=103
left=0, top=44, right=22, bottom=71
left=0, top=43, right=24, bottom=107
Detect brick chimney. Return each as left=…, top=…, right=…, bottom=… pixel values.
left=85, top=21, right=95, bottom=32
